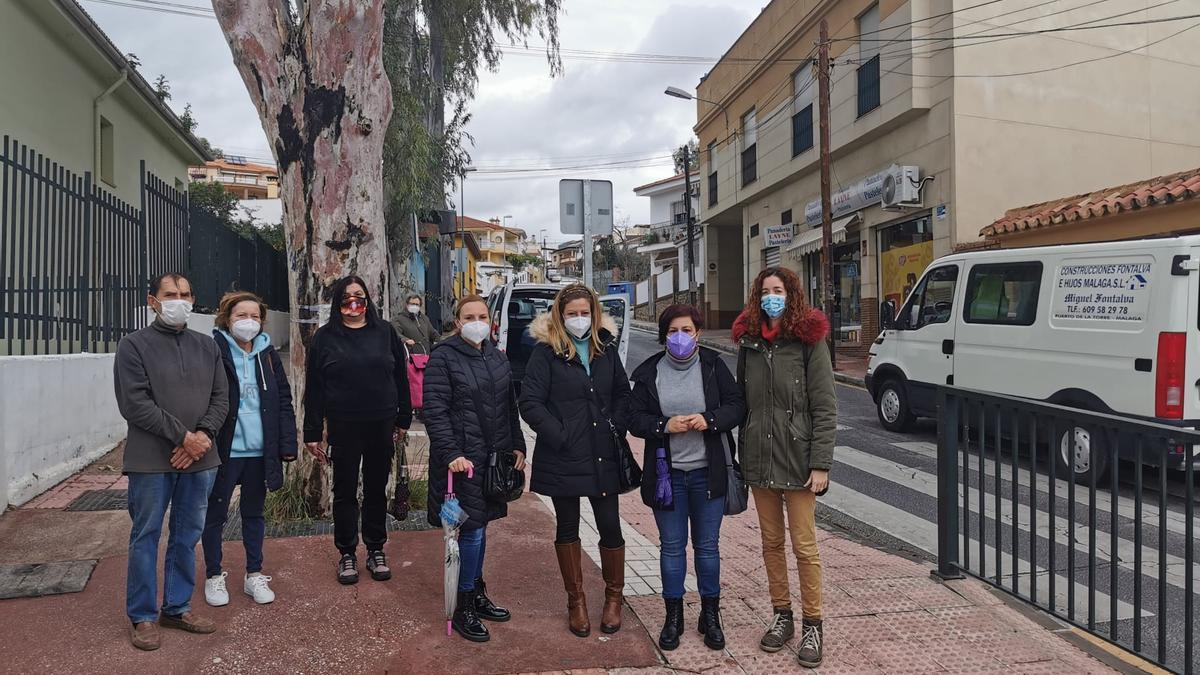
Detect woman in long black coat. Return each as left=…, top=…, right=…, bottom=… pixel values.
left=423, top=295, right=526, bottom=643
left=519, top=284, right=632, bottom=639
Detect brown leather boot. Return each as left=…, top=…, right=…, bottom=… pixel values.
left=554, top=540, right=590, bottom=637
left=599, top=545, right=625, bottom=634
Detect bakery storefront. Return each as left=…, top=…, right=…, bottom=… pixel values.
left=877, top=213, right=934, bottom=310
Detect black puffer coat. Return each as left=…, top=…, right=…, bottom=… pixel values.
left=627, top=347, right=746, bottom=509
left=424, top=335, right=526, bottom=530
left=519, top=313, right=631, bottom=498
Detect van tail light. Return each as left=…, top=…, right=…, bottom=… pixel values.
left=1155, top=332, right=1187, bottom=419
left=491, top=321, right=500, bottom=343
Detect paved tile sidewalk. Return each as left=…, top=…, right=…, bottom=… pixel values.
left=23, top=473, right=127, bottom=509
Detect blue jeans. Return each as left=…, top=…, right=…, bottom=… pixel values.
left=653, top=468, right=724, bottom=599
left=457, top=525, right=487, bottom=593
left=201, top=457, right=267, bottom=578
left=126, top=469, right=218, bottom=624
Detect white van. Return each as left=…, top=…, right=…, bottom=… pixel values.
left=866, top=235, right=1200, bottom=481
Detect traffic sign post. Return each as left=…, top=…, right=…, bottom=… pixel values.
left=560, top=179, right=614, bottom=289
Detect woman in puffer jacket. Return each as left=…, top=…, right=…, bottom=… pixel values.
left=423, top=295, right=526, bottom=643
left=519, top=283, right=632, bottom=639
left=733, top=266, right=836, bottom=669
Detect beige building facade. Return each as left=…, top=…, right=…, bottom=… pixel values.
left=696, top=0, right=1200, bottom=352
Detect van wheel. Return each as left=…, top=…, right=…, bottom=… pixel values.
left=1053, top=425, right=1109, bottom=484
left=876, top=379, right=915, bottom=432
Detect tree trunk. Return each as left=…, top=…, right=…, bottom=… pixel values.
left=213, top=0, right=393, bottom=516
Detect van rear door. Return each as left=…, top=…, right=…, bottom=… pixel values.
left=599, top=294, right=631, bottom=366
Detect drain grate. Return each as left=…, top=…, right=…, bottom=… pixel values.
left=65, top=489, right=128, bottom=512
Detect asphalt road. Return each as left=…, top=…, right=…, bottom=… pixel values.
left=626, top=327, right=1197, bottom=673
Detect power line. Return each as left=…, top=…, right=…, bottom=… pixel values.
left=81, top=0, right=213, bottom=19
left=837, top=12, right=1200, bottom=42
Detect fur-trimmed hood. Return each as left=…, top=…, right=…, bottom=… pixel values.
left=731, top=307, right=830, bottom=345
left=530, top=311, right=619, bottom=346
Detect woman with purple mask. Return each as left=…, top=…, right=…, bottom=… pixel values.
left=627, top=305, right=746, bottom=652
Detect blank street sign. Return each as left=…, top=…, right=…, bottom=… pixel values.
left=559, top=179, right=614, bottom=235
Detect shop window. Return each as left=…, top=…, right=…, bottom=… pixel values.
left=833, top=242, right=862, bottom=341
left=903, top=265, right=958, bottom=329
left=964, top=262, right=1043, bottom=326
left=879, top=216, right=934, bottom=308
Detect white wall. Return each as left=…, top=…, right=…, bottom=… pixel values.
left=0, top=354, right=125, bottom=509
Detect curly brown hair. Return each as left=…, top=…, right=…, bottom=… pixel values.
left=741, top=267, right=811, bottom=339
left=215, top=291, right=268, bottom=331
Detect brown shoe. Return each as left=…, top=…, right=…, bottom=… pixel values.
left=130, top=622, right=160, bottom=651
left=159, top=611, right=217, bottom=634
left=599, top=545, right=625, bottom=634
left=554, top=540, right=590, bottom=637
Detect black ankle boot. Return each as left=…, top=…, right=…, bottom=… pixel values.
left=659, top=598, right=684, bottom=650
left=473, top=578, right=512, bottom=622
left=697, top=596, right=725, bottom=650
left=452, top=590, right=490, bottom=642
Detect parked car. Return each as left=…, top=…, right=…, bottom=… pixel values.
left=486, top=283, right=630, bottom=394
left=866, top=235, right=1200, bottom=482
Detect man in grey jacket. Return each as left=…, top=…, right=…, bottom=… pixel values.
left=114, top=273, right=229, bottom=651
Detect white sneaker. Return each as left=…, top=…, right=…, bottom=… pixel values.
left=244, top=573, right=275, bottom=604
left=205, top=571, right=230, bottom=607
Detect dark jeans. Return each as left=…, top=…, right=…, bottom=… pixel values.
left=126, top=469, right=218, bottom=624
left=329, top=417, right=394, bottom=555
left=458, top=525, right=487, bottom=592
left=653, top=468, right=724, bottom=599
left=551, top=494, right=624, bottom=549
left=201, top=457, right=267, bottom=578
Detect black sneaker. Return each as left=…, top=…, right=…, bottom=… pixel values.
left=796, top=618, right=824, bottom=668
left=453, top=590, right=491, bottom=642
left=473, top=578, right=512, bottom=622
left=759, top=608, right=795, bottom=653
left=366, top=550, right=391, bottom=581
left=337, top=554, right=359, bottom=585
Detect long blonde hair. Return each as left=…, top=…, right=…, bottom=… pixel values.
left=547, top=284, right=607, bottom=360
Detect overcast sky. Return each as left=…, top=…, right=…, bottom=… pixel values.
left=80, top=0, right=758, bottom=246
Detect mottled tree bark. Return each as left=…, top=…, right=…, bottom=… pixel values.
left=212, top=0, right=393, bottom=515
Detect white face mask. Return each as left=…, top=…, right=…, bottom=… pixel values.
left=460, top=320, right=490, bottom=345
left=565, top=316, right=592, bottom=340
left=231, top=318, right=261, bottom=343
left=407, top=304, right=421, bottom=315
left=157, top=299, right=192, bottom=328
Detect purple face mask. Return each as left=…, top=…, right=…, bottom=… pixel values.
left=665, top=331, right=698, bottom=360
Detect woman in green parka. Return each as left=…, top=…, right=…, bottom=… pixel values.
left=732, top=266, right=836, bottom=669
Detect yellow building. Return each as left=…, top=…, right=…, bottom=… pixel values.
left=189, top=157, right=279, bottom=200
left=452, top=231, right=483, bottom=297
left=459, top=216, right=524, bottom=266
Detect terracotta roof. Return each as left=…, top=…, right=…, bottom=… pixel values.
left=982, top=168, right=1200, bottom=237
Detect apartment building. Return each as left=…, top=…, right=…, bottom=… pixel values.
left=696, top=0, right=1200, bottom=352
left=190, top=157, right=279, bottom=200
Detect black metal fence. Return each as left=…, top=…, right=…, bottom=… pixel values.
left=1, top=135, right=289, bottom=355
left=936, top=387, right=1197, bottom=674
left=188, top=209, right=289, bottom=312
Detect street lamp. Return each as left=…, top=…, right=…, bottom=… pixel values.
left=664, top=86, right=729, bottom=129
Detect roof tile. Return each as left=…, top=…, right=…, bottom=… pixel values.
left=982, top=167, right=1200, bottom=237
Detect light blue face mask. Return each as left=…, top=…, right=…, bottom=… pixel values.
left=761, top=293, right=786, bottom=318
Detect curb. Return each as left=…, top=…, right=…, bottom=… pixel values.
left=633, top=322, right=867, bottom=387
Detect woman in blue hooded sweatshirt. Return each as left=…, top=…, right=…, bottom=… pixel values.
left=201, top=291, right=297, bottom=607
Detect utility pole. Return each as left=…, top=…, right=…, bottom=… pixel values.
left=682, top=143, right=697, bottom=306
left=818, top=20, right=837, bottom=368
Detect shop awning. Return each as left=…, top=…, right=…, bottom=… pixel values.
left=786, top=214, right=857, bottom=255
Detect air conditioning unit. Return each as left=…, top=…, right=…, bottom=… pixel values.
left=881, top=165, right=921, bottom=210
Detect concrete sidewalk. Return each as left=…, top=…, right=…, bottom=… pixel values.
left=0, top=430, right=1132, bottom=673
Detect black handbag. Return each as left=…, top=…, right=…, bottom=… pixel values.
left=722, top=441, right=748, bottom=515
left=467, top=366, right=525, bottom=503
left=590, top=356, right=642, bottom=494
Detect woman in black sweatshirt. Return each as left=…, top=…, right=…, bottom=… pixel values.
left=303, top=276, right=412, bottom=585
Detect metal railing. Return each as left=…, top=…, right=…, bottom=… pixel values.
left=936, top=387, right=1196, bottom=674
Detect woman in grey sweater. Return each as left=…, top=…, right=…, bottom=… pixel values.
left=627, top=304, right=746, bottom=653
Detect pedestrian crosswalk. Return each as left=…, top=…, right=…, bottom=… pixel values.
left=821, top=439, right=1199, bottom=626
